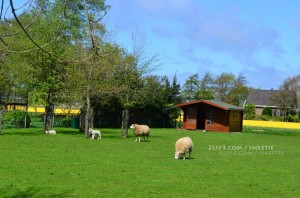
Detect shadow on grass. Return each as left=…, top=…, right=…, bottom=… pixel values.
left=0, top=186, right=72, bottom=198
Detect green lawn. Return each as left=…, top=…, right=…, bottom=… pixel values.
left=0, top=127, right=299, bottom=197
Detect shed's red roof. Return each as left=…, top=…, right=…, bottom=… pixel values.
left=176, top=100, right=244, bottom=111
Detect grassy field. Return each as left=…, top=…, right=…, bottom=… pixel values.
left=0, top=127, right=299, bottom=197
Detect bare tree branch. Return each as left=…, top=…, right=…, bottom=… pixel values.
left=0, top=0, right=4, bottom=20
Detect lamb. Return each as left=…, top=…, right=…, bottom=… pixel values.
left=45, top=130, right=56, bottom=134
left=89, top=128, right=101, bottom=140
left=175, top=137, right=193, bottom=160
left=130, top=124, right=150, bottom=142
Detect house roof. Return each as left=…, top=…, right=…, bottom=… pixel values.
left=247, top=89, right=298, bottom=108
left=246, top=89, right=277, bottom=106
left=176, top=100, right=244, bottom=111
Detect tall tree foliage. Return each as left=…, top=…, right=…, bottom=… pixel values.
left=270, top=90, right=298, bottom=121
left=181, top=72, right=249, bottom=106
left=1, top=0, right=112, bottom=135
left=213, top=73, right=235, bottom=102
left=280, top=75, right=300, bottom=106
left=181, top=74, right=199, bottom=102
left=197, top=72, right=214, bottom=100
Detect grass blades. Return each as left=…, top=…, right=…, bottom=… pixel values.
left=0, top=128, right=299, bottom=197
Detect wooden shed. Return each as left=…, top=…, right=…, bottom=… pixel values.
left=176, top=100, right=244, bottom=132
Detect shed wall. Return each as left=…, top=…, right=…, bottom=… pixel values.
left=205, top=107, right=229, bottom=132
left=229, top=111, right=243, bottom=132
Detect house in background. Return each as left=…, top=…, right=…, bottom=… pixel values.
left=245, top=89, right=297, bottom=116
left=176, top=100, right=244, bottom=132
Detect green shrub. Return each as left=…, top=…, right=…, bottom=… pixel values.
left=254, top=115, right=271, bottom=121
left=262, top=107, right=272, bottom=116
left=2, top=110, right=31, bottom=128
left=54, top=116, right=71, bottom=127
left=244, top=103, right=256, bottom=120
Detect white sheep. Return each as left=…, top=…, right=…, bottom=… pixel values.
left=89, top=128, right=101, bottom=140
left=175, top=137, right=193, bottom=160
left=130, top=124, right=150, bottom=142
left=45, top=130, right=56, bottom=134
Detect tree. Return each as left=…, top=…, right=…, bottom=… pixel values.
left=1, top=0, right=113, bottom=136
left=115, top=52, right=140, bottom=138
left=270, top=90, right=298, bottom=122
left=197, top=72, right=214, bottom=100
left=280, top=75, right=300, bottom=107
left=228, top=73, right=249, bottom=106
left=213, top=73, right=235, bottom=102
left=7, top=2, right=75, bottom=132
left=0, top=62, right=13, bottom=134
left=65, top=43, right=120, bottom=137
left=244, top=103, right=256, bottom=120
left=117, top=31, right=159, bottom=138
left=181, top=74, right=199, bottom=102
left=170, top=74, right=181, bottom=104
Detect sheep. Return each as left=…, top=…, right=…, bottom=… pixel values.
left=175, top=137, right=193, bottom=160
left=130, top=124, right=150, bottom=142
left=45, top=130, right=56, bottom=134
left=89, top=128, right=101, bottom=140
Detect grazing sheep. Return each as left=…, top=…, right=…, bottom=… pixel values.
left=175, top=137, right=193, bottom=160
left=45, top=130, right=56, bottom=134
left=130, top=124, right=150, bottom=142
left=89, top=128, right=101, bottom=140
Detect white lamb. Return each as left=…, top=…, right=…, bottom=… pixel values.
left=89, top=128, right=101, bottom=140
left=175, top=137, right=193, bottom=160
left=45, top=130, right=56, bottom=134
left=130, top=124, right=150, bottom=142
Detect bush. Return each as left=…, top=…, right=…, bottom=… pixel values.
left=254, top=115, right=271, bottom=121
left=29, top=113, right=44, bottom=128
left=262, top=107, right=272, bottom=117
left=244, top=103, right=256, bottom=120
left=54, top=116, right=71, bottom=127
left=2, top=110, right=31, bottom=128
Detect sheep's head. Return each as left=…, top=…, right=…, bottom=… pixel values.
left=88, top=128, right=93, bottom=133
left=174, top=152, right=182, bottom=159
left=130, top=124, right=136, bottom=129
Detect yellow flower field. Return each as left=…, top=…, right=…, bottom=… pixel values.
left=243, top=120, right=300, bottom=129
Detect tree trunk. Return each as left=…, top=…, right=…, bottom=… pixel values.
left=44, top=104, right=54, bottom=132
left=121, top=109, right=129, bottom=138
left=79, top=108, right=86, bottom=132
left=0, top=109, right=3, bottom=134
left=84, top=96, right=94, bottom=138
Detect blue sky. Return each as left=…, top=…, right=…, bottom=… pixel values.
left=106, top=0, right=300, bottom=89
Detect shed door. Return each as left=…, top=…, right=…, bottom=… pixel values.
left=185, top=107, right=197, bottom=129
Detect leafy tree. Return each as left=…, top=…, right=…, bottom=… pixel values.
left=270, top=90, right=298, bottom=122
left=160, top=75, right=181, bottom=127
left=2, top=0, right=112, bottom=136
left=280, top=75, right=300, bottom=107
left=228, top=73, right=249, bottom=106
left=117, top=31, right=159, bottom=137
left=244, top=103, right=256, bottom=120
left=65, top=43, right=120, bottom=137
left=181, top=74, right=199, bottom=102
left=213, top=73, right=235, bottom=102
left=197, top=72, right=214, bottom=100
left=170, top=74, right=182, bottom=104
